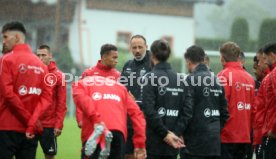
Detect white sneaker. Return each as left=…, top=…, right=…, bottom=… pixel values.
left=99, top=131, right=113, bottom=159
left=84, top=125, right=104, bottom=156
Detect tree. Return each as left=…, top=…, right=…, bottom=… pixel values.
left=115, top=47, right=131, bottom=72
left=53, top=45, right=74, bottom=73
left=230, top=17, right=249, bottom=51
left=207, top=0, right=269, bottom=39
left=258, top=18, right=276, bottom=47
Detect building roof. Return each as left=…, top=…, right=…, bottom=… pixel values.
left=0, top=0, right=75, bottom=23
left=87, top=0, right=194, bottom=17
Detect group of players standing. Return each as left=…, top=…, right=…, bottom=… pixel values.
left=0, top=21, right=275, bottom=159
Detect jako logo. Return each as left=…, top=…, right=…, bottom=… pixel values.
left=204, top=108, right=220, bottom=118
left=237, top=102, right=251, bottom=110
left=92, top=92, right=121, bottom=102
left=92, top=92, right=102, bottom=100
left=18, top=86, right=42, bottom=96
left=103, top=94, right=121, bottom=102
left=157, top=107, right=179, bottom=117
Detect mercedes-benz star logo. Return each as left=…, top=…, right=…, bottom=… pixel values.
left=203, top=87, right=210, bottom=97
left=158, top=86, right=166, bottom=96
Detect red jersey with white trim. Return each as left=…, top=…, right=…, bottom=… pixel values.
left=252, top=68, right=270, bottom=145
left=40, top=61, right=67, bottom=129
left=218, top=62, right=255, bottom=143
left=76, top=60, right=120, bottom=124
left=263, top=64, right=276, bottom=135
left=72, top=76, right=146, bottom=148
left=0, top=44, right=52, bottom=134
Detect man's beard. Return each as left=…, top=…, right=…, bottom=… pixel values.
left=2, top=46, right=10, bottom=54
left=134, top=51, right=146, bottom=61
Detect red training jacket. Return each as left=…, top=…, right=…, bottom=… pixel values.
left=72, top=76, right=146, bottom=148
left=263, top=64, right=276, bottom=135
left=252, top=68, right=270, bottom=145
left=76, top=60, right=120, bottom=124
left=218, top=62, right=255, bottom=143
left=0, top=44, right=52, bottom=134
left=40, top=61, right=67, bottom=129
left=81, top=60, right=120, bottom=80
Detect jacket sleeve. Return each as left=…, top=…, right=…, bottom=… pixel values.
left=81, top=69, right=88, bottom=79
left=141, top=74, right=168, bottom=139
left=125, top=90, right=146, bottom=148
left=0, top=58, right=31, bottom=125
left=252, top=79, right=267, bottom=144
left=218, top=73, right=231, bottom=103
left=175, top=76, right=194, bottom=136
left=219, top=85, right=229, bottom=130
left=118, top=60, right=130, bottom=85
left=27, top=70, right=52, bottom=134
left=269, top=71, right=276, bottom=133
left=75, top=104, right=83, bottom=124
left=75, top=70, right=90, bottom=124
left=72, top=82, right=101, bottom=124
left=54, top=72, right=67, bottom=129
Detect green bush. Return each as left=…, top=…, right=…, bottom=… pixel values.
left=53, top=45, right=74, bottom=73
left=258, top=18, right=276, bottom=47
left=196, top=38, right=257, bottom=52
left=168, top=56, right=183, bottom=73
left=116, top=47, right=132, bottom=72
left=196, top=38, right=227, bottom=50
left=230, top=17, right=249, bottom=51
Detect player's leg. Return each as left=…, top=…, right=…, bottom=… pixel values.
left=15, top=134, right=38, bottom=159
left=39, top=128, right=57, bottom=159
left=0, top=131, right=20, bottom=159
left=107, top=131, right=125, bottom=159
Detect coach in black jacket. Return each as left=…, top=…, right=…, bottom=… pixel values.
left=120, top=35, right=151, bottom=105
left=120, top=35, right=152, bottom=159
left=176, top=45, right=229, bottom=159
left=142, top=39, right=185, bottom=159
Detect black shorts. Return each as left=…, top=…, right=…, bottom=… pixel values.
left=82, top=130, right=125, bottom=159
left=37, top=128, right=57, bottom=156
left=125, top=115, right=134, bottom=154
left=0, top=130, right=38, bottom=159
left=221, top=143, right=250, bottom=159
left=147, top=154, right=177, bottom=159
left=125, top=102, right=143, bottom=155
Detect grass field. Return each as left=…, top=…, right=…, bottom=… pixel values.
left=36, top=118, right=82, bottom=159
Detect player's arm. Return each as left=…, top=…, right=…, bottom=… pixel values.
left=0, top=58, right=31, bottom=125
left=126, top=91, right=146, bottom=149
left=72, top=82, right=101, bottom=123
left=27, top=69, right=53, bottom=136
left=54, top=72, right=67, bottom=135
left=141, top=74, right=168, bottom=139
left=75, top=69, right=91, bottom=127
left=175, top=76, right=194, bottom=135
left=219, top=85, right=229, bottom=129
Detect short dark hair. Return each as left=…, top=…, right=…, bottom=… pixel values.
left=257, top=47, right=263, bottom=54
left=130, top=35, right=147, bottom=44
left=2, top=21, right=26, bottom=35
left=150, top=39, right=171, bottom=62
left=239, top=51, right=245, bottom=61
left=184, top=45, right=205, bottom=64
left=253, top=55, right=258, bottom=63
left=100, top=44, right=117, bottom=57
left=263, top=43, right=276, bottom=55
left=220, top=41, right=240, bottom=62
left=204, top=54, right=210, bottom=63
left=38, top=44, right=51, bottom=51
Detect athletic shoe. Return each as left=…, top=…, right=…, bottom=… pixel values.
left=99, top=131, right=113, bottom=159
left=84, top=125, right=104, bottom=156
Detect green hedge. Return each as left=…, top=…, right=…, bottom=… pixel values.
left=196, top=38, right=258, bottom=52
